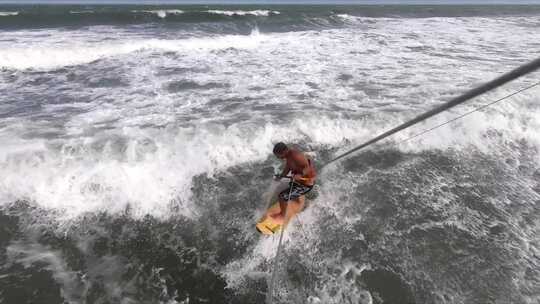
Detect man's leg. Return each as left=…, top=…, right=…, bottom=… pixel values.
left=271, top=195, right=305, bottom=225
left=271, top=183, right=294, bottom=221
left=284, top=195, right=305, bottom=224
left=270, top=198, right=288, bottom=224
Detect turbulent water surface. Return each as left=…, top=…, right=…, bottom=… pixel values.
left=1, top=4, right=540, bottom=304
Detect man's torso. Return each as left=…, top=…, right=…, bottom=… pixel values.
left=286, top=149, right=316, bottom=186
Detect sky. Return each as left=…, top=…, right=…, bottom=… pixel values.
left=2, top=0, right=540, bottom=4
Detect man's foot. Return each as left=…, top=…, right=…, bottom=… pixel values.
left=270, top=212, right=286, bottom=225
left=270, top=212, right=284, bottom=220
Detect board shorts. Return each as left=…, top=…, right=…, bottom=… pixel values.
left=279, top=182, right=313, bottom=202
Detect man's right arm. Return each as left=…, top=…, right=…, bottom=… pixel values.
left=280, top=162, right=290, bottom=178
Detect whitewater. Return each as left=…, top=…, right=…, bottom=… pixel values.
left=0, top=4, right=539, bottom=304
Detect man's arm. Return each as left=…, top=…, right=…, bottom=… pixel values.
left=279, top=161, right=291, bottom=178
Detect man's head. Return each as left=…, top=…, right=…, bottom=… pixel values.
left=273, top=142, right=288, bottom=159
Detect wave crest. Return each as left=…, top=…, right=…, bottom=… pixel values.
left=131, top=9, right=184, bottom=19
left=205, top=10, right=280, bottom=17
left=0, top=11, right=18, bottom=16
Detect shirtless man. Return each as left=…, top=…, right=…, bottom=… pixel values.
left=271, top=142, right=317, bottom=225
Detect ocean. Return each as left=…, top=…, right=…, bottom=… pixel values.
left=0, top=3, right=539, bottom=304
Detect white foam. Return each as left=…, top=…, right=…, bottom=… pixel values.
left=0, top=31, right=266, bottom=70
left=312, top=262, right=373, bottom=304
left=0, top=11, right=18, bottom=16
left=2, top=16, right=540, bottom=223
left=0, top=119, right=307, bottom=220
left=69, top=10, right=94, bottom=14
left=0, top=109, right=392, bottom=223
left=205, top=10, right=279, bottom=17
left=7, top=243, right=82, bottom=302
left=2, top=17, right=540, bottom=302
left=335, top=14, right=358, bottom=22
left=132, top=9, right=184, bottom=19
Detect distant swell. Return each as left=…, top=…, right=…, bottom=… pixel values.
left=2, top=5, right=540, bottom=29
left=0, top=8, right=282, bottom=29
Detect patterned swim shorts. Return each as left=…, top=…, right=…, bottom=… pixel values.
left=278, top=182, right=313, bottom=202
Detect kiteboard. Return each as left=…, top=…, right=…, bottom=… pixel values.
left=256, top=196, right=305, bottom=235
left=256, top=202, right=283, bottom=235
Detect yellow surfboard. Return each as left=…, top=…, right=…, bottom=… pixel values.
left=256, top=202, right=283, bottom=235
left=256, top=196, right=305, bottom=235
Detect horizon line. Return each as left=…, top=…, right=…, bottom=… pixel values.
left=2, top=1, right=540, bottom=5
left=2, top=2, right=540, bottom=5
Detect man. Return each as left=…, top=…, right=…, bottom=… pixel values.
left=271, top=142, right=317, bottom=225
